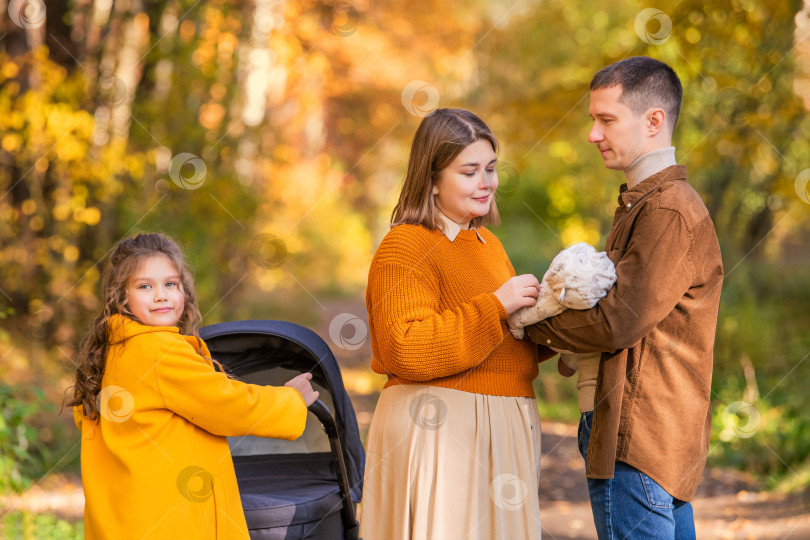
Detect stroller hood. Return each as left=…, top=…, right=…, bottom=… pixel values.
left=200, top=319, right=364, bottom=503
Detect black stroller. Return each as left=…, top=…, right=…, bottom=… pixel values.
left=200, top=320, right=364, bottom=540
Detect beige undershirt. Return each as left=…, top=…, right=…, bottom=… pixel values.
left=560, top=353, right=601, bottom=413
left=624, top=146, right=677, bottom=187
left=561, top=147, right=678, bottom=414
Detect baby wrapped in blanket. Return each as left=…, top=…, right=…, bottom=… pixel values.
left=508, top=242, right=616, bottom=415
left=508, top=242, right=616, bottom=340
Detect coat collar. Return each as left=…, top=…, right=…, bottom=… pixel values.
left=618, top=164, right=687, bottom=208
left=107, top=314, right=208, bottom=357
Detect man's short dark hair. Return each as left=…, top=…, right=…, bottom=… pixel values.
left=590, top=56, right=683, bottom=132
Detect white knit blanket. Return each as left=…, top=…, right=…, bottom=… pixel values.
left=508, top=242, right=617, bottom=339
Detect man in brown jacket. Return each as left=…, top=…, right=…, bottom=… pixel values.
left=527, top=56, right=723, bottom=539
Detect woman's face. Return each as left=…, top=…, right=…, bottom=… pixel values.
left=434, top=139, right=498, bottom=229
left=125, top=254, right=185, bottom=327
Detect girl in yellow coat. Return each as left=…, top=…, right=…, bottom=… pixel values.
left=69, top=233, right=319, bottom=539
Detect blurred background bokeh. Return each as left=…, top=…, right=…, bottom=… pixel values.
left=2, top=0, right=810, bottom=537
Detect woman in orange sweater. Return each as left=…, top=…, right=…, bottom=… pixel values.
left=361, top=109, right=556, bottom=539
left=69, top=233, right=318, bottom=539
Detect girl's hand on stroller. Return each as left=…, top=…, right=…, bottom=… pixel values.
left=285, top=372, right=320, bottom=406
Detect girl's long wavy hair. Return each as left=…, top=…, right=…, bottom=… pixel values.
left=67, top=233, right=202, bottom=422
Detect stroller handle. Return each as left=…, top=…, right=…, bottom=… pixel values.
left=308, top=399, right=339, bottom=438
left=308, top=399, right=361, bottom=540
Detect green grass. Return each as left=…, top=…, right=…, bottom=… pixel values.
left=0, top=511, right=83, bottom=540
left=537, top=400, right=581, bottom=425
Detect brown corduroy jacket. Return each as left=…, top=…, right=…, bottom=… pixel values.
left=527, top=165, right=723, bottom=501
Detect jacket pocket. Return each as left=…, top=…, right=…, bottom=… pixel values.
left=211, top=474, right=229, bottom=539
left=638, top=471, right=673, bottom=508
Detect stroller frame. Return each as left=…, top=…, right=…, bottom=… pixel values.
left=200, top=319, right=363, bottom=540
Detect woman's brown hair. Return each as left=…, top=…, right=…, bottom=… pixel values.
left=391, top=108, right=500, bottom=230
left=67, top=233, right=202, bottom=421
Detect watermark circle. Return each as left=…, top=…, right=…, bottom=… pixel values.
left=401, top=80, right=440, bottom=118
left=795, top=168, right=810, bottom=205
left=328, top=313, right=368, bottom=351
left=714, top=88, right=754, bottom=126
left=16, top=306, right=53, bottom=341
left=169, top=153, right=207, bottom=190
left=722, top=401, right=760, bottom=439
left=321, top=3, right=359, bottom=37
left=248, top=234, right=288, bottom=269
left=657, top=336, right=681, bottom=359
left=176, top=466, right=214, bottom=503
left=8, top=0, right=46, bottom=29
left=489, top=473, right=529, bottom=511
left=634, top=8, right=672, bottom=45
left=408, top=392, right=447, bottom=430
left=98, top=74, right=128, bottom=108
left=653, top=330, right=681, bottom=360
left=154, top=178, right=170, bottom=194
left=496, top=161, right=520, bottom=197
left=98, top=385, right=134, bottom=423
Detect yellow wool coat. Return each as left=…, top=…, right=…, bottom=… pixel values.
left=75, top=315, right=308, bottom=540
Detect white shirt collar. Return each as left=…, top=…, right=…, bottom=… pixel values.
left=437, top=211, right=487, bottom=243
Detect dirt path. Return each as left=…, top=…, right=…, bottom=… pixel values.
left=537, top=421, right=810, bottom=540
left=3, top=303, right=808, bottom=537
left=6, top=418, right=808, bottom=539
left=321, top=302, right=810, bottom=539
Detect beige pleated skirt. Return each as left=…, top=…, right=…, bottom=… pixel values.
left=359, top=384, right=542, bottom=540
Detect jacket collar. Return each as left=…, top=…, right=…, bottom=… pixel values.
left=108, top=313, right=178, bottom=345
left=618, top=164, right=687, bottom=208
left=107, top=314, right=210, bottom=360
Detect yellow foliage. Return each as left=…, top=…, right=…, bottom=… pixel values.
left=21, top=200, right=36, bottom=215
left=1, top=134, right=22, bottom=152
left=340, top=368, right=386, bottom=396
left=199, top=102, right=226, bottom=129
left=63, top=246, right=79, bottom=263
left=1, top=61, right=18, bottom=79
left=560, top=217, right=602, bottom=248
left=547, top=181, right=576, bottom=215
left=29, top=216, right=44, bottom=231
left=83, top=208, right=102, bottom=226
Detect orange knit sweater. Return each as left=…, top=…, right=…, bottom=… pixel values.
left=366, top=223, right=554, bottom=398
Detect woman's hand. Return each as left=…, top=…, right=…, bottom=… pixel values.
left=494, top=274, right=541, bottom=315
left=285, top=372, right=320, bottom=407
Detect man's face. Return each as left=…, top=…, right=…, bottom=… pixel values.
left=588, top=85, right=649, bottom=171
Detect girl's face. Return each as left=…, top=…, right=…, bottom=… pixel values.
left=125, top=254, right=185, bottom=327
left=434, top=139, right=498, bottom=229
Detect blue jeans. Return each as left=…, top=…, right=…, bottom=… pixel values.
left=577, top=411, right=696, bottom=540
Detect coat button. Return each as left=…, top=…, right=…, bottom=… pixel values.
left=626, top=203, right=632, bottom=208
left=546, top=339, right=552, bottom=344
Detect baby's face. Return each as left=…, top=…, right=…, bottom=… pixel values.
left=125, top=254, right=185, bottom=327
